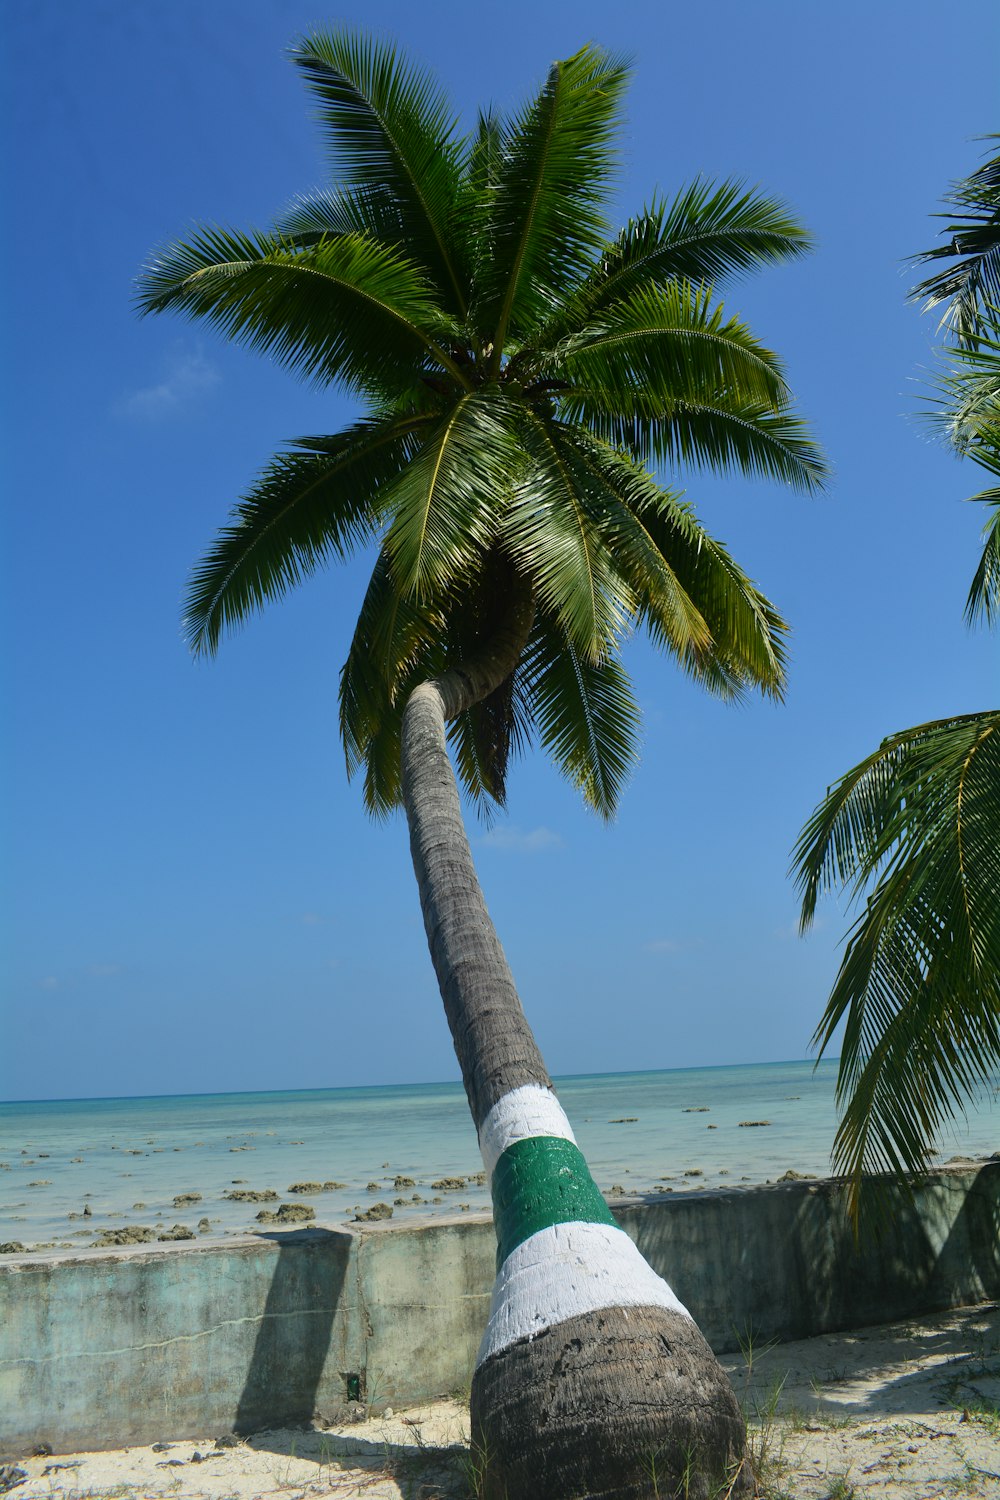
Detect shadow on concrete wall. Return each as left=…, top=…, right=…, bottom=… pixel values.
left=234, top=1228, right=352, bottom=1434
left=936, top=1162, right=1000, bottom=1301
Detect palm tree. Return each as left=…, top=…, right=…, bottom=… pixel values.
left=139, top=32, right=824, bottom=1499
left=794, top=143, right=1000, bottom=1227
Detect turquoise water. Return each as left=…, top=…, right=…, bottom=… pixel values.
left=1, top=1059, right=996, bottom=1249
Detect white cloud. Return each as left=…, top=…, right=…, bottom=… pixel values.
left=116, top=345, right=220, bottom=418
left=478, top=825, right=563, bottom=853
left=644, top=938, right=681, bottom=954
left=88, top=963, right=122, bottom=978
left=38, top=975, right=59, bottom=990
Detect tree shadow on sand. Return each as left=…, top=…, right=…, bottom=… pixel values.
left=238, top=1417, right=470, bottom=1497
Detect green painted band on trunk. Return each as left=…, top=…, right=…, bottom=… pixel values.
left=491, top=1134, right=617, bottom=1268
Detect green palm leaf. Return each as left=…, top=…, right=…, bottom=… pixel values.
left=472, top=44, right=630, bottom=357
left=380, top=393, right=525, bottom=600
left=566, top=430, right=789, bottom=698
left=570, top=388, right=826, bottom=491
left=555, top=280, right=792, bottom=411
left=966, top=490, right=1000, bottom=624
left=793, top=711, right=1000, bottom=1220
left=185, top=415, right=432, bottom=655
left=501, top=407, right=635, bottom=661
left=523, top=616, right=640, bottom=818
left=339, top=550, right=444, bottom=810
left=137, top=226, right=467, bottom=396
left=910, top=137, right=1000, bottom=345
left=539, top=180, right=812, bottom=346
left=292, top=30, right=468, bottom=314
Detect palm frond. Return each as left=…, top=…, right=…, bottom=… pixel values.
left=380, top=393, right=524, bottom=600
left=472, top=44, right=631, bottom=355
left=185, top=415, right=433, bottom=655
left=501, top=406, right=636, bottom=661
left=339, top=550, right=444, bottom=810
left=910, top=136, right=1000, bottom=345
left=137, top=226, right=467, bottom=397
left=566, top=430, right=789, bottom=698
left=523, top=616, right=640, bottom=818
left=275, top=184, right=405, bottom=248
left=792, top=712, right=1000, bottom=1218
left=568, top=387, right=827, bottom=492
left=292, top=29, right=468, bottom=314
left=965, top=489, right=1000, bottom=625
left=554, top=279, right=793, bottom=412
left=538, top=179, right=811, bottom=344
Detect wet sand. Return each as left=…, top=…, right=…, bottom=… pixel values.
left=5, top=1303, right=998, bottom=1498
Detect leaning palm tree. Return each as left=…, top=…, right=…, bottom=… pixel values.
left=794, top=143, right=1000, bottom=1227
left=139, top=32, right=824, bottom=1499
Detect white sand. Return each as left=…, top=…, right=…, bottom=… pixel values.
left=5, top=1303, right=998, bottom=1498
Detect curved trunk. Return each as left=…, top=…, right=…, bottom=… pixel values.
left=400, top=586, right=750, bottom=1500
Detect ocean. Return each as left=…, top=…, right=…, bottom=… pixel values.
left=1, top=1059, right=996, bottom=1251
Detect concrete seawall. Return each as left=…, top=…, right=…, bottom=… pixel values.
left=2, top=1164, right=998, bottom=1453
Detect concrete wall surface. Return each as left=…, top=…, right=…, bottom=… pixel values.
left=1, top=1164, right=997, bottom=1453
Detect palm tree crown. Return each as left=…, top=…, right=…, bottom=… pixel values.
left=138, top=33, right=825, bottom=818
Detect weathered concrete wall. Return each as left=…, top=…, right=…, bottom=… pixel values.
left=1, top=1164, right=997, bottom=1454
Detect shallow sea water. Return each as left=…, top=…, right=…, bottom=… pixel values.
left=1, top=1059, right=996, bottom=1249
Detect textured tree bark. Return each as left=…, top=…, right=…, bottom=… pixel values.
left=400, top=582, right=750, bottom=1500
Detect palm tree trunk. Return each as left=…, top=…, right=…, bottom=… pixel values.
left=400, top=585, right=750, bottom=1500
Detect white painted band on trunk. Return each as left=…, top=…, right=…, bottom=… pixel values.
left=477, top=1083, right=576, bottom=1179
left=475, top=1219, right=692, bottom=1367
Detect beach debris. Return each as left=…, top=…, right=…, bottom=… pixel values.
left=779, top=1169, right=814, bottom=1181
left=355, top=1201, right=393, bottom=1221
left=468, top=1170, right=486, bottom=1185
left=255, top=1202, right=315, bottom=1224
left=173, top=1192, right=202, bottom=1207
left=157, top=1224, right=196, bottom=1241
left=431, top=1177, right=465, bottom=1190
left=94, top=1225, right=155, bottom=1246
left=738, top=1120, right=772, bottom=1127
left=287, top=1181, right=324, bottom=1194
left=197, top=1217, right=210, bottom=1232
left=683, top=1107, right=710, bottom=1113
left=132, top=1202, right=146, bottom=1210
left=366, top=1180, right=382, bottom=1191
left=606, top=1184, right=625, bottom=1196
left=608, top=1117, right=638, bottom=1124
left=323, top=1180, right=347, bottom=1190
left=214, top=1434, right=241, bottom=1449
left=707, top=1124, right=718, bottom=1129
left=684, top=1169, right=704, bottom=1177
left=26, top=1181, right=51, bottom=1188
left=412, top=1193, right=424, bottom=1202
left=151, top=1443, right=171, bottom=1452
left=223, top=1188, right=277, bottom=1203
left=394, top=1175, right=416, bottom=1188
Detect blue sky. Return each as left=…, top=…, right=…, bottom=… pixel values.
left=3, top=0, right=997, bottom=1102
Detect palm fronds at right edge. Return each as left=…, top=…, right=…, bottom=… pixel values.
left=793, top=713, right=1000, bottom=1220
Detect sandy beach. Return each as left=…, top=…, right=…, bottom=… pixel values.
left=4, top=1302, right=997, bottom=1499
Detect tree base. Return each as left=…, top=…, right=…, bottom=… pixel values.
left=471, top=1302, right=751, bottom=1500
